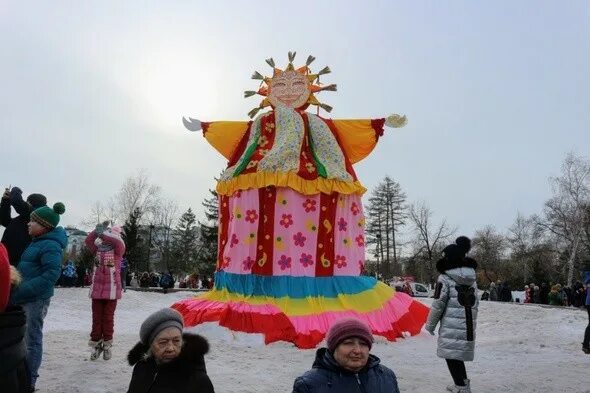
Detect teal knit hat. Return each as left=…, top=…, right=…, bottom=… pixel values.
left=31, top=202, right=66, bottom=229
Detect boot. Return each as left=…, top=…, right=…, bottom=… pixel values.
left=446, top=379, right=471, bottom=393
left=89, top=340, right=103, bottom=361
left=102, top=340, right=113, bottom=360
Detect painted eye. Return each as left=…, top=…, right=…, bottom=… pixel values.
left=274, top=82, right=286, bottom=87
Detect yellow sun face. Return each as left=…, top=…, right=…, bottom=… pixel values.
left=244, top=53, right=336, bottom=118
left=268, top=70, right=311, bottom=109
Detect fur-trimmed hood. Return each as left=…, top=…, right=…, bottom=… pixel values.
left=128, top=333, right=210, bottom=369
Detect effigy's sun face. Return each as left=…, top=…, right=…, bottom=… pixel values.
left=268, top=70, right=311, bottom=109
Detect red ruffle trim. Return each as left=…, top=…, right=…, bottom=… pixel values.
left=371, top=118, right=386, bottom=138
left=201, top=122, right=211, bottom=135
left=172, top=299, right=430, bottom=349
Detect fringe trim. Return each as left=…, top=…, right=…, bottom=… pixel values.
left=216, top=171, right=366, bottom=196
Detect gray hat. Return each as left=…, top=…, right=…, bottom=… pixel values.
left=140, top=308, right=184, bottom=345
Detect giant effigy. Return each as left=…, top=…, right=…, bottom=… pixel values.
left=173, top=53, right=429, bottom=348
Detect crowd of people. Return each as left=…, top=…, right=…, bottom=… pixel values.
left=482, top=279, right=588, bottom=308
left=1, top=185, right=589, bottom=393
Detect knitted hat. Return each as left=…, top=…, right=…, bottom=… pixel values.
left=140, top=308, right=184, bottom=346
left=31, top=202, right=66, bottom=229
left=455, top=236, right=472, bottom=254
left=326, top=318, right=373, bottom=352
left=436, top=236, right=478, bottom=273
left=107, top=226, right=123, bottom=240
left=26, top=193, right=47, bottom=209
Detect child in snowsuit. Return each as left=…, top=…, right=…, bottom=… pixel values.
left=85, top=222, right=125, bottom=361
left=9, top=203, right=67, bottom=390
left=425, top=236, right=479, bottom=393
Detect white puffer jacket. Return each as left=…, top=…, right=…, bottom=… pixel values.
left=425, top=267, right=479, bottom=361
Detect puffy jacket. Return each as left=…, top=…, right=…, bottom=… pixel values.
left=86, top=230, right=125, bottom=300
left=292, top=347, right=400, bottom=393
left=0, top=189, right=33, bottom=266
left=9, top=227, right=67, bottom=305
left=127, top=333, right=215, bottom=393
left=0, top=306, right=29, bottom=393
left=425, top=267, right=479, bottom=361
left=488, top=286, right=498, bottom=301
left=548, top=289, right=563, bottom=306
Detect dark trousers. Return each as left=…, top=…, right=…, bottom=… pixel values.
left=90, top=299, right=117, bottom=341
left=446, top=359, right=467, bottom=386
left=584, top=305, right=590, bottom=348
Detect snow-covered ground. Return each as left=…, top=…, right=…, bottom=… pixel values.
left=37, top=288, right=588, bottom=393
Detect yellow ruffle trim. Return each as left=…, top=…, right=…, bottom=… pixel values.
left=198, top=282, right=396, bottom=317
left=216, top=171, right=367, bottom=196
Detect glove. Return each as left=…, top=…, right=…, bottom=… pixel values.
left=95, top=224, right=106, bottom=235
left=9, top=187, right=23, bottom=202
left=10, top=187, right=22, bottom=196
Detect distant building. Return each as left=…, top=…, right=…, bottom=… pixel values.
left=64, top=226, right=88, bottom=259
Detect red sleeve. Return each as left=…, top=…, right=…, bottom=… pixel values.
left=85, top=231, right=98, bottom=254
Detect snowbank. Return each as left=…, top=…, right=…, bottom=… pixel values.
left=35, top=288, right=588, bottom=392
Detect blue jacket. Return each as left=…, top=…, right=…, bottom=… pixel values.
left=584, top=270, right=590, bottom=306
left=10, top=227, right=67, bottom=305
left=292, top=348, right=400, bottom=393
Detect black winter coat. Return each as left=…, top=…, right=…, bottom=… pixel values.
left=0, top=306, right=30, bottom=393
left=127, top=333, right=214, bottom=393
left=0, top=190, right=33, bottom=266
left=292, top=348, right=400, bottom=393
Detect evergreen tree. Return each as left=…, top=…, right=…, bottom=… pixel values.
left=365, top=176, right=407, bottom=278
left=173, top=208, right=199, bottom=274
left=198, top=189, right=219, bottom=276
left=122, top=207, right=144, bottom=273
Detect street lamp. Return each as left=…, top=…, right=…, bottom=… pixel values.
left=375, top=233, right=381, bottom=280
left=146, top=224, right=155, bottom=272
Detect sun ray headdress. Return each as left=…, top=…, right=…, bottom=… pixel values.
left=176, top=53, right=426, bottom=348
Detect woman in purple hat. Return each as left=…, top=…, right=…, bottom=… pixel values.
left=292, top=317, right=400, bottom=393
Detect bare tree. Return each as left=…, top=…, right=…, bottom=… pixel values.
left=80, top=201, right=107, bottom=228
left=408, top=201, right=455, bottom=283
left=115, top=169, right=162, bottom=224
left=472, top=225, right=507, bottom=283
left=81, top=170, right=163, bottom=228
left=538, top=152, right=590, bottom=286
left=507, top=213, right=545, bottom=284
left=150, top=198, right=179, bottom=271
left=80, top=198, right=118, bottom=228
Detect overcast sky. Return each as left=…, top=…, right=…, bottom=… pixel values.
left=1, top=1, right=589, bottom=241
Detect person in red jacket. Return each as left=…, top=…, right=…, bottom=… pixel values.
left=0, top=243, right=11, bottom=311
left=0, top=242, right=30, bottom=392
left=85, top=222, right=125, bottom=361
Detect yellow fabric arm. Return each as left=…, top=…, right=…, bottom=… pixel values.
left=330, top=119, right=384, bottom=164
left=203, top=121, right=250, bottom=160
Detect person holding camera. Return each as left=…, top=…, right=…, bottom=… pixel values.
left=85, top=222, right=125, bottom=361
left=0, top=186, right=47, bottom=266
